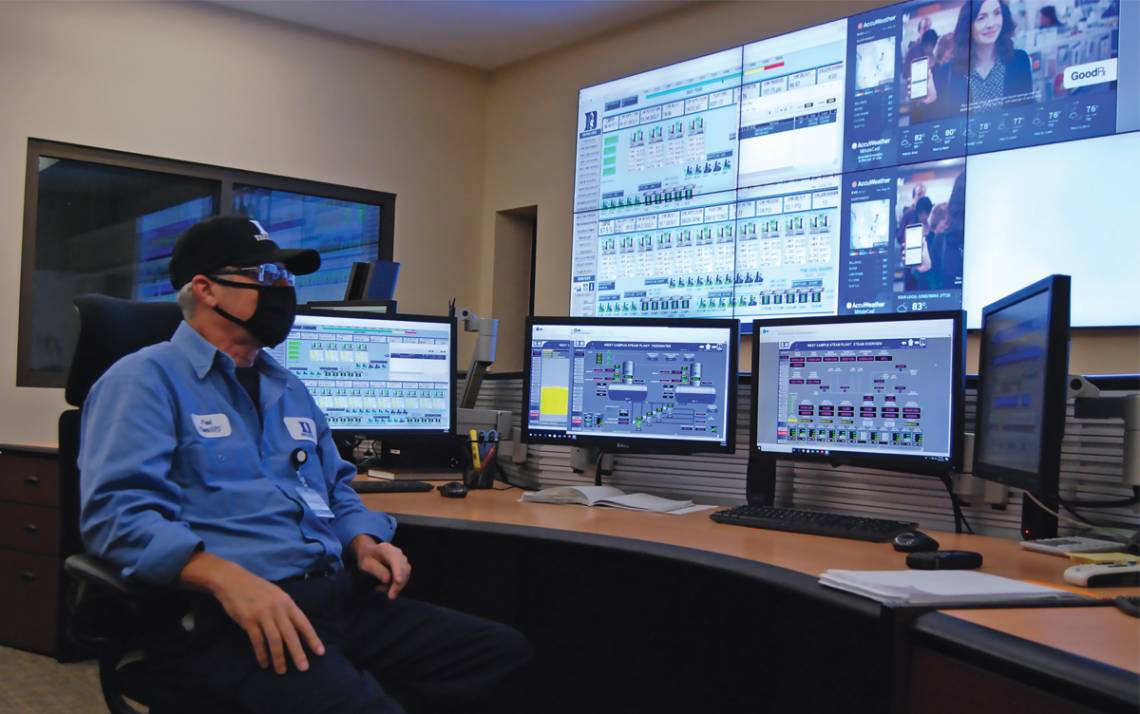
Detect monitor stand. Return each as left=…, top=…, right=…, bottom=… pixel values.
left=1021, top=489, right=1059, bottom=540
left=585, top=450, right=607, bottom=487
left=571, top=446, right=613, bottom=487
left=746, top=454, right=777, bottom=506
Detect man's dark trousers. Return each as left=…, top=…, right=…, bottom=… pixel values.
left=160, top=570, right=532, bottom=713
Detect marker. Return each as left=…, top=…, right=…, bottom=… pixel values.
left=469, top=429, right=482, bottom=471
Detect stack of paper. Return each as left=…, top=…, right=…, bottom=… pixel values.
left=819, top=570, right=1087, bottom=607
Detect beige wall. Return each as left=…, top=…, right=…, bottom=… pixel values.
left=0, top=1, right=488, bottom=445
left=478, top=0, right=1139, bottom=376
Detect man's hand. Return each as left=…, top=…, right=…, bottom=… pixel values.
left=180, top=552, right=325, bottom=675
left=350, top=535, right=411, bottom=599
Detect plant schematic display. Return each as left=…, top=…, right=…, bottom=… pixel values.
left=526, top=321, right=734, bottom=448
left=754, top=315, right=958, bottom=465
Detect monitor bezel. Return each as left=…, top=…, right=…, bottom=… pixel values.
left=749, top=310, right=965, bottom=476
left=971, top=275, right=1071, bottom=495
left=522, top=315, right=739, bottom=455
left=290, top=307, right=457, bottom=439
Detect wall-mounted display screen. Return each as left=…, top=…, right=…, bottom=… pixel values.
left=963, top=130, right=1139, bottom=328
left=570, top=0, right=1140, bottom=329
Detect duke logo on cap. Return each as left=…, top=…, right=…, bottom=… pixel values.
left=250, top=220, right=271, bottom=241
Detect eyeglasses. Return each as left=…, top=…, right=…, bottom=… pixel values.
left=214, top=263, right=295, bottom=287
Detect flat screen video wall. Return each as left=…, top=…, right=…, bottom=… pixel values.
left=570, top=0, right=1140, bottom=329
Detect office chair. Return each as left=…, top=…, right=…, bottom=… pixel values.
left=60, top=294, right=246, bottom=714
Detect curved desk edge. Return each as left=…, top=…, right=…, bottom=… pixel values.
left=913, top=611, right=1140, bottom=710
left=390, top=511, right=882, bottom=618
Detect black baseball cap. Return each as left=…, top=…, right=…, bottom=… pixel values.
left=169, top=216, right=321, bottom=290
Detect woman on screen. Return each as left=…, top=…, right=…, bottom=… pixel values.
left=924, top=173, right=965, bottom=291
left=917, top=0, right=1033, bottom=118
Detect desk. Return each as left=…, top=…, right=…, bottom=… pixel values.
left=357, top=488, right=1139, bottom=713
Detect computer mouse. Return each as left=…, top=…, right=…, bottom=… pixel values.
left=906, top=550, right=983, bottom=570
left=893, top=530, right=940, bottom=553
left=438, top=481, right=468, bottom=498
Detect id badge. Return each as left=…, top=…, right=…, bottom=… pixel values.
left=297, top=485, right=335, bottom=519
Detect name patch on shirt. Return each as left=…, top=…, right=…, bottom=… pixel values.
left=191, top=413, right=232, bottom=439
left=284, top=417, right=318, bottom=443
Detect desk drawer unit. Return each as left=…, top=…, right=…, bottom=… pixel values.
left=0, top=452, right=60, bottom=507
left=0, top=502, right=61, bottom=555
left=0, top=549, right=60, bottom=654
left=0, top=447, right=70, bottom=658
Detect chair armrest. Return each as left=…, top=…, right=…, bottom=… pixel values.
left=64, top=554, right=153, bottom=602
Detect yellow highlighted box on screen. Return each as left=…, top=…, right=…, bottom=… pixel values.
left=540, top=387, right=570, bottom=416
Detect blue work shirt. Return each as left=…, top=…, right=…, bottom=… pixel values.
left=79, top=321, right=396, bottom=586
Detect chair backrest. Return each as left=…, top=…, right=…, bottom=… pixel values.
left=58, top=295, right=184, bottom=611
left=64, top=295, right=184, bottom=407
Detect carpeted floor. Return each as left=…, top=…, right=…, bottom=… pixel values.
left=0, top=646, right=110, bottom=713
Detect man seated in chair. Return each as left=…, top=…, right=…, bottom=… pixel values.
left=78, top=216, right=530, bottom=714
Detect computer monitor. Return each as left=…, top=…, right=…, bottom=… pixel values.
left=269, top=308, right=456, bottom=438
left=305, top=300, right=397, bottom=315
left=751, top=311, right=965, bottom=476
left=343, top=260, right=401, bottom=302
left=972, top=275, right=1071, bottom=539
left=522, top=317, right=738, bottom=454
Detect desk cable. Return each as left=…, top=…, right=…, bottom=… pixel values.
left=938, top=473, right=974, bottom=534
left=1023, top=490, right=1138, bottom=543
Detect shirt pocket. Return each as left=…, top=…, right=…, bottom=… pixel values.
left=179, top=437, right=258, bottom=487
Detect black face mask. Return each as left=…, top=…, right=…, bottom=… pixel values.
left=210, top=277, right=297, bottom=348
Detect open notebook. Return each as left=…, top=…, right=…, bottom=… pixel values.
left=521, top=485, right=709, bottom=514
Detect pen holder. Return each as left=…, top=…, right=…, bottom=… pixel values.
left=461, top=438, right=499, bottom=489
left=462, top=465, right=479, bottom=489
left=475, top=452, right=499, bottom=489
left=463, top=457, right=498, bottom=489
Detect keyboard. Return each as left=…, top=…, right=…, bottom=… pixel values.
left=710, top=504, right=918, bottom=543
left=351, top=480, right=434, bottom=494
left=1115, top=596, right=1140, bottom=619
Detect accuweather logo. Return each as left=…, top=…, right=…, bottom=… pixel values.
left=851, top=138, right=891, bottom=150
left=859, top=15, right=897, bottom=30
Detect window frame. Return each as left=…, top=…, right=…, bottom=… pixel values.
left=19, top=138, right=396, bottom=388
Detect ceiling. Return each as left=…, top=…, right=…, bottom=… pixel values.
left=206, top=0, right=697, bottom=71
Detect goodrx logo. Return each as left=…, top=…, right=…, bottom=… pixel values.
left=1064, top=59, right=1117, bottom=90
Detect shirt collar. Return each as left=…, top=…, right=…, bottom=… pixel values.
left=172, top=322, right=222, bottom=379
left=171, top=321, right=289, bottom=383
